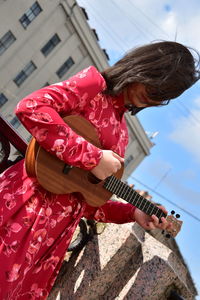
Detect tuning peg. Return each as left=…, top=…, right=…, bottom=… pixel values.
left=176, top=214, right=180, bottom=219
left=165, top=233, right=171, bottom=239
left=171, top=210, right=175, bottom=215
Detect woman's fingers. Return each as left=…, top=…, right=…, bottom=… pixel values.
left=151, top=215, right=169, bottom=230
left=112, top=152, right=124, bottom=163
left=91, top=150, right=124, bottom=180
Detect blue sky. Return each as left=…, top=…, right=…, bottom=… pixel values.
left=77, top=0, right=200, bottom=297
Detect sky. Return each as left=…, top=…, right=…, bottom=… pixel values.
left=77, top=0, right=200, bottom=297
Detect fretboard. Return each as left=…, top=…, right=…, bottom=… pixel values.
left=104, top=176, right=166, bottom=220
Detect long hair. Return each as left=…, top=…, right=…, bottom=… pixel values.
left=101, top=41, right=200, bottom=102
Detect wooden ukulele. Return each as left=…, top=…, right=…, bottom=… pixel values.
left=25, top=115, right=182, bottom=237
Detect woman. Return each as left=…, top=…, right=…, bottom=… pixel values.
left=0, top=41, right=199, bottom=299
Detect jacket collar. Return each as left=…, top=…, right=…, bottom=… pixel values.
left=112, top=93, right=145, bottom=116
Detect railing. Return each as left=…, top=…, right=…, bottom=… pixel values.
left=0, top=114, right=27, bottom=172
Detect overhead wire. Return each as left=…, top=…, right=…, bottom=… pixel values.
left=78, top=1, right=200, bottom=223
left=172, top=102, right=198, bottom=127
left=78, top=0, right=129, bottom=53
left=79, top=1, right=200, bottom=124
left=126, top=0, right=171, bottom=39
left=79, top=0, right=165, bottom=51
left=177, top=102, right=200, bottom=125
left=130, top=175, right=200, bottom=223
left=109, top=0, right=157, bottom=41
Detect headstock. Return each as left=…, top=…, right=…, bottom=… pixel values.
left=163, top=210, right=183, bottom=238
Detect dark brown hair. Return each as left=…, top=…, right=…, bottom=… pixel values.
left=101, top=41, right=200, bottom=102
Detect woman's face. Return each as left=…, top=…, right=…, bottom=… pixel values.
left=124, top=83, right=162, bottom=107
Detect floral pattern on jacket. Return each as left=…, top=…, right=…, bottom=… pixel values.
left=0, top=66, right=135, bottom=299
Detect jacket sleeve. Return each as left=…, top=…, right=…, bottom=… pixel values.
left=83, top=200, right=136, bottom=224
left=15, top=66, right=106, bottom=170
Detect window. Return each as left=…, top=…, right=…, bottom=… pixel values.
left=10, top=116, right=21, bottom=129
left=124, top=154, right=134, bottom=168
left=41, top=34, right=61, bottom=57
left=92, top=29, right=99, bottom=41
left=19, top=2, right=42, bottom=28
left=0, top=93, right=8, bottom=108
left=13, top=61, right=37, bottom=87
left=56, top=57, right=74, bottom=78
left=103, top=49, right=110, bottom=61
left=43, top=82, right=50, bottom=87
left=0, top=31, right=16, bottom=55
left=27, top=135, right=33, bottom=142
left=81, top=7, right=89, bottom=20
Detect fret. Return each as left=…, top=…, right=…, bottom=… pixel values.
left=114, top=179, right=123, bottom=196
left=151, top=205, right=160, bottom=216
left=132, top=192, right=142, bottom=207
left=145, top=202, right=156, bottom=216
left=137, top=197, right=146, bottom=211
left=152, top=206, right=165, bottom=218
left=118, top=183, right=128, bottom=199
left=156, top=207, right=165, bottom=219
left=154, top=206, right=161, bottom=217
left=113, top=177, right=123, bottom=195
left=103, top=176, right=166, bottom=220
left=109, top=176, right=118, bottom=193
left=106, top=176, right=117, bottom=194
left=106, top=176, right=115, bottom=191
left=125, top=190, right=134, bottom=205
left=124, top=185, right=132, bottom=199
left=105, top=177, right=126, bottom=198
left=142, top=200, right=151, bottom=214
left=123, top=186, right=134, bottom=202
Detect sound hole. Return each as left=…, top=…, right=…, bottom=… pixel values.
left=87, top=172, right=102, bottom=184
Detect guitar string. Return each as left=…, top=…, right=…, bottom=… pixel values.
left=104, top=175, right=166, bottom=219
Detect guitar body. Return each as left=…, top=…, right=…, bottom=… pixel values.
left=25, top=115, right=124, bottom=207
left=25, top=115, right=183, bottom=237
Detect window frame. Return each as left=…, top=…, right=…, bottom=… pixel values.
left=19, top=1, right=42, bottom=29
left=0, top=93, right=8, bottom=108
left=13, top=61, right=37, bottom=87
left=41, top=34, right=61, bottom=57
left=10, top=116, right=21, bottom=129
left=0, top=31, right=16, bottom=55
left=56, top=57, right=74, bottom=79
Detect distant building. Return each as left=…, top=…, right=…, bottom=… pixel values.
left=0, top=0, right=153, bottom=178
left=124, top=114, right=153, bottom=180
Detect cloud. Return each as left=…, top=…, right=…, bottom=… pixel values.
left=78, top=0, right=200, bottom=55
left=161, top=11, right=177, bottom=38
left=139, top=159, right=200, bottom=205
left=77, top=0, right=200, bottom=201
left=169, top=97, right=200, bottom=164
left=163, top=171, right=200, bottom=205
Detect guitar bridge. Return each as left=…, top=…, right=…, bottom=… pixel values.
left=63, top=164, right=73, bottom=174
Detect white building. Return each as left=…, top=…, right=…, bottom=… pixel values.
left=0, top=0, right=153, bottom=179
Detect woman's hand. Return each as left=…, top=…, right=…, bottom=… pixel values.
left=133, top=205, right=172, bottom=231
left=91, top=150, right=124, bottom=180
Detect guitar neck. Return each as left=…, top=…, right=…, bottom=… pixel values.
left=104, top=176, right=166, bottom=220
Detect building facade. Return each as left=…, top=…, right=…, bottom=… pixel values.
left=0, top=0, right=153, bottom=178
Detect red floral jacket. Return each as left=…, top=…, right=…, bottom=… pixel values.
left=0, top=66, right=136, bottom=299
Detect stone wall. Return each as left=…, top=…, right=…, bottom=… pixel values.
left=48, top=222, right=196, bottom=300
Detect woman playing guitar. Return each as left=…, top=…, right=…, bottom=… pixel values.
left=0, top=41, right=199, bottom=299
